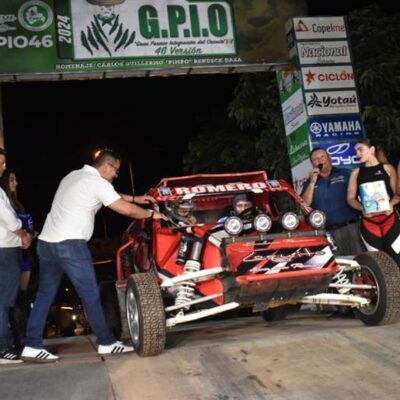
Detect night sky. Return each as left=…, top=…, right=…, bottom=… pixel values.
left=2, top=74, right=240, bottom=236
left=1, top=0, right=398, bottom=238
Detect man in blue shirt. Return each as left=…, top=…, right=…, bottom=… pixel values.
left=301, top=148, right=364, bottom=255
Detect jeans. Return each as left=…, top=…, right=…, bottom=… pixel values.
left=25, top=239, right=115, bottom=348
left=0, top=247, right=21, bottom=351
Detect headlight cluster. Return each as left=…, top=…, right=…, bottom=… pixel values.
left=224, top=214, right=272, bottom=236
left=223, top=209, right=326, bottom=236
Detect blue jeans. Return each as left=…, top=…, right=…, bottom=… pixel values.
left=0, top=247, right=21, bottom=351
left=25, top=239, right=115, bottom=348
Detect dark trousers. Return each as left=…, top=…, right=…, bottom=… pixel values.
left=0, top=248, right=21, bottom=351
left=25, top=239, right=115, bottom=349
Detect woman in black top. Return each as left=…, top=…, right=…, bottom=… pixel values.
left=347, top=139, right=400, bottom=263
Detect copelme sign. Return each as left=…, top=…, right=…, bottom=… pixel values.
left=301, top=65, right=355, bottom=90
left=288, top=17, right=347, bottom=40
left=308, top=115, right=364, bottom=141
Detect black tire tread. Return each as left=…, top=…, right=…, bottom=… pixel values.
left=354, top=251, right=400, bottom=325
left=127, top=273, right=166, bottom=356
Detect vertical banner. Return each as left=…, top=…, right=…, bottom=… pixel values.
left=277, top=69, right=311, bottom=193
left=0, top=87, right=4, bottom=149
left=284, top=16, right=366, bottom=193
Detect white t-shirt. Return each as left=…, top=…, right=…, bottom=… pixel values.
left=0, top=187, right=22, bottom=248
left=39, top=165, right=121, bottom=242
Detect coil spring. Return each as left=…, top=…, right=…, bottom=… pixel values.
left=174, top=260, right=201, bottom=309
left=333, top=265, right=351, bottom=294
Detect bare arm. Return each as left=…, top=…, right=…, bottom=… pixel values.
left=118, top=193, right=156, bottom=205
left=301, top=167, right=320, bottom=206
left=108, top=198, right=166, bottom=220
left=347, top=168, right=363, bottom=211
left=397, top=162, right=400, bottom=196
left=384, top=164, right=400, bottom=208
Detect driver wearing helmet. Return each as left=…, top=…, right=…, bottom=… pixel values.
left=219, top=193, right=256, bottom=223
left=171, top=200, right=197, bottom=226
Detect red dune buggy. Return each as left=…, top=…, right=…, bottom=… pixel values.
left=107, top=171, right=400, bottom=356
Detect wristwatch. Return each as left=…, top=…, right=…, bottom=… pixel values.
left=147, top=209, right=154, bottom=219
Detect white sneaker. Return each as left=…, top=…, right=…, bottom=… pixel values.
left=98, top=341, right=134, bottom=355
left=21, top=346, right=59, bottom=363
left=0, top=349, right=23, bottom=364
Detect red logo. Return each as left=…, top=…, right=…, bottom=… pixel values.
left=295, top=19, right=309, bottom=32
left=304, top=69, right=316, bottom=85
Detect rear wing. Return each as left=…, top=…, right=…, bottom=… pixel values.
left=156, top=171, right=268, bottom=188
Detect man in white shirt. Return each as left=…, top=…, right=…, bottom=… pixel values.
left=0, top=148, right=32, bottom=364
left=22, top=149, right=166, bottom=363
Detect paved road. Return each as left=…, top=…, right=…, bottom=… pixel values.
left=1, top=311, right=400, bottom=400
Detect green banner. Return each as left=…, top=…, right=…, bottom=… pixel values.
left=286, top=123, right=310, bottom=167
left=0, top=0, right=307, bottom=75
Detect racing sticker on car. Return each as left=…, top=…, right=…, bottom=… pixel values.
left=235, top=244, right=334, bottom=275
left=172, top=181, right=283, bottom=195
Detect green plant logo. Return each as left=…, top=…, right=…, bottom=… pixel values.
left=18, top=0, right=53, bottom=32
left=81, top=5, right=135, bottom=56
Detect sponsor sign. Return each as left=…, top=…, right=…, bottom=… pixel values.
left=69, top=1, right=236, bottom=59
left=295, top=40, right=351, bottom=65
left=282, top=88, right=307, bottom=135
left=0, top=0, right=308, bottom=75
left=291, top=158, right=311, bottom=194
left=286, top=123, right=310, bottom=167
left=305, top=90, right=359, bottom=116
left=314, top=140, right=361, bottom=167
left=307, top=115, right=364, bottom=141
left=288, top=17, right=347, bottom=40
left=276, top=69, right=301, bottom=103
left=301, top=65, right=355, bottom=90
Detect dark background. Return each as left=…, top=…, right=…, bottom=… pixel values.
left=1, top=0, right=397, bottom=238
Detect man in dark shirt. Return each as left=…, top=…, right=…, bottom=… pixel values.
left=301, top=148, right=364, bottom=255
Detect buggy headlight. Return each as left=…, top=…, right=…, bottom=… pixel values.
left=253, top=214, right=272, bottom=233
left=281, top=212, right=299, bottom=231
left=224, top=216, right=243, bottom=236
left=309, top=210, right=326, bottom=229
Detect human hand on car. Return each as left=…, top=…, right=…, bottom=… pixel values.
left=152, top=210, right=168, bottom=221
left=134, top=195, right=156, bottom=205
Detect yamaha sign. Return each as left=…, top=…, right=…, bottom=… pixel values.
left=308, top=115, right=364, bottom=142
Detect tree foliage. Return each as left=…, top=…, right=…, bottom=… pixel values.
left=347, top=4, right=400, bottom=162
left=184, top=3, right=400, bottom=177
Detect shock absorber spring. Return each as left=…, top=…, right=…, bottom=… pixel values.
left=174, top=239, right=203, bottom=310
left=174, top=260, right=201, bottom=309
left=332, top=265, right=351, bottom=294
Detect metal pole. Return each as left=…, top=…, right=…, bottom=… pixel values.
left=128, top=160, right=135, bottom=199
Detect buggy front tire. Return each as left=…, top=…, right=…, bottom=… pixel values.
left=353, top=251, right=400, bottom=326
left=126, top=273, right=166, bottom=356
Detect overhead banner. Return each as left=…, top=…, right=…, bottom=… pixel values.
left=0, top=0, right=307, bottom=76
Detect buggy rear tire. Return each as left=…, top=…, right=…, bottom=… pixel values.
left=353, top=251, right=400, bottom=326
left=126, top=273, right=166, bottom=356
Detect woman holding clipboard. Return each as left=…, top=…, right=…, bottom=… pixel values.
left=347, top=139, right=400, bottom=264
